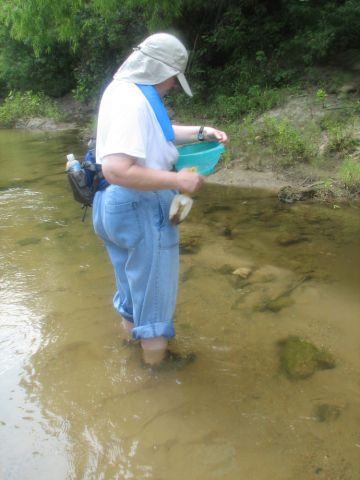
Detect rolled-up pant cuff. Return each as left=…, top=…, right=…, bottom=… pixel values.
left=117, top=305, right=134, bottom=324
left=132, top=321, right=175, bottom=340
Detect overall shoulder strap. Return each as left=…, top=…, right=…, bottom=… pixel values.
left=136, top=84, right=175, bottom=142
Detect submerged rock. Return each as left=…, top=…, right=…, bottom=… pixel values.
left=254, top=274, right=311, bottom=312
left=276, top=233, right=309, bottom=246
left=222, top=226, right=233, bottom=238
left=278, top=185, right=317, bottom=203
left=180, top=235, right=202, bottom=255
left=315, top=403, right=341, bottom=422
left=17, top=237, right=41, bottom=246
left=181, top=266, right=196, bottom=282
left=217, top=264, right=235, bottom=275
left=256, top=295, right=293, bottom=313
left=278, top=336, right=336, bottom=380
left=232, top=267, right=253, bottom=279
left=203, top=204, right=233, bottom=214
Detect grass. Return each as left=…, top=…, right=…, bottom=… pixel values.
left=338, top=157, right=360, bottom=193
left=0, top=90, right=62, bottom=127
left=211, top=86, right=290, bottom=121
left=258, top=116, right=317, bottom=166
left=326, top=123, right=358, bottom=154
left=32, top=77, right=359, bottom=201
left=174, top=103, right=359, bottom=175
left=171, top=88, right=302, bottom=169
left=170, top=85, right=292, bottom=122
left=173, top=85, right=360, bottom=189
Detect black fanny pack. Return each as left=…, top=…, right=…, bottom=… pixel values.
left=66, top=142, right=109, bottom=220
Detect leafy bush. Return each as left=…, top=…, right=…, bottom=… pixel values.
left=0, top=26, right=75, bottom=97
left=259, top=117, right=315, bottom=166
left=211, top=87, right=286, bottom=121
left=0, top=0, right=359, bottom=102
left=0, top=91, right=62, bottom=127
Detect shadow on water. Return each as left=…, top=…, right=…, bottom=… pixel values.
left=0, top=129, right=359, bottom=479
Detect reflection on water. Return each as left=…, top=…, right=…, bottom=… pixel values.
left=0, top=129, right=359, bottom=479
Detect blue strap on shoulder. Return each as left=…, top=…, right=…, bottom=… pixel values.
left=136, top=84, right=175, bottom=142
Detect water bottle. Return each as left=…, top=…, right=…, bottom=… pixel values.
left=87, top=137, right=96, bottom=150
left=66, top=153, right=81, bottom=172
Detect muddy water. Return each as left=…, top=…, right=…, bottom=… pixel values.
left=0, top=129, right=359, bottom=480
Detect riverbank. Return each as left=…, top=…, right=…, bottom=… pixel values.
left=7, top=74, right=360, bottom=202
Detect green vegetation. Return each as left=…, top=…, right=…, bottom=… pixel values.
left=338, top=157, right=360, bottom=193
left=326, top=123, right=358, bottom=154
left=0, top=0, right=359, bottom=102
left=211, top=87, right=288, bottom=121
left=258, top=117, right=316, bottom=166
left=0, top=0, right=359, bottom=198
left=0, top=91, right=62, bottom=127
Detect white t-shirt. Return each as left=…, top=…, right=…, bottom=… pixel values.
left=96, top=81, right=178, bottom=170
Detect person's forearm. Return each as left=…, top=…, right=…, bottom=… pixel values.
left=102, top=154, right=204, bottom=193
left=173, top=125, right=201, bottom=144
left=102, top=155, right=179, bottom=191
left=173, top=125, right=228, bottom=144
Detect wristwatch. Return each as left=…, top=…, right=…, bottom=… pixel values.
left=197, top=126, right=205, bottom=141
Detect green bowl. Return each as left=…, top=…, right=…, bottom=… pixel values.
left=175, top=141, right=225, bottom=175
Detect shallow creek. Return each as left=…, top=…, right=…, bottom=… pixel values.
left=0, top=129, right=359, bottom=480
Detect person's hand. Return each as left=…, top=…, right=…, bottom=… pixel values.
left=176, top=168, right=204, bottom=194
left=204, top=127, right=228, bottom=143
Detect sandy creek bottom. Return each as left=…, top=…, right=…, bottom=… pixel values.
left=0, top=130, right=359, bottom=479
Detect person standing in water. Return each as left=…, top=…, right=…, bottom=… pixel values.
left=93, top=32, right=227, bottom=367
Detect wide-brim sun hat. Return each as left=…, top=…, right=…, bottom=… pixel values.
left=114, top=33, right=193, bottom=96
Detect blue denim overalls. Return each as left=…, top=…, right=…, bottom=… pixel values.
left=93, top=185, right=179, bottom=339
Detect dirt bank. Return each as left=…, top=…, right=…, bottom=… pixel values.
left=208, top=161, right=290, bottom=191
left=17, top=83, right=360, bottom=202
left=17, top=98, right=292, bottom=192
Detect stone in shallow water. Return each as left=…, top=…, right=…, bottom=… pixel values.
left=181, top=266, right=196, bottom=282
left=180, top=235, right=202, bottom=255
left=203, top=204, right=233, bottom=214
left=315, top=403, right=341, bottom=422
left=222, top=226, right=233, bottom=238
left=232, top=267, right=252, bottom=278
left=17, top=237, right=41, bottom=246
left=41, top=222, right=61, bottom=231
left=278, top=336, right=336, bottom=380
left=278, top=185, right=317, bottom=203
left=276, top=233, right=309, bottom=246
left=256, top=295, right=293, bottom=312
left=217, top=264, right=235, bottom=275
